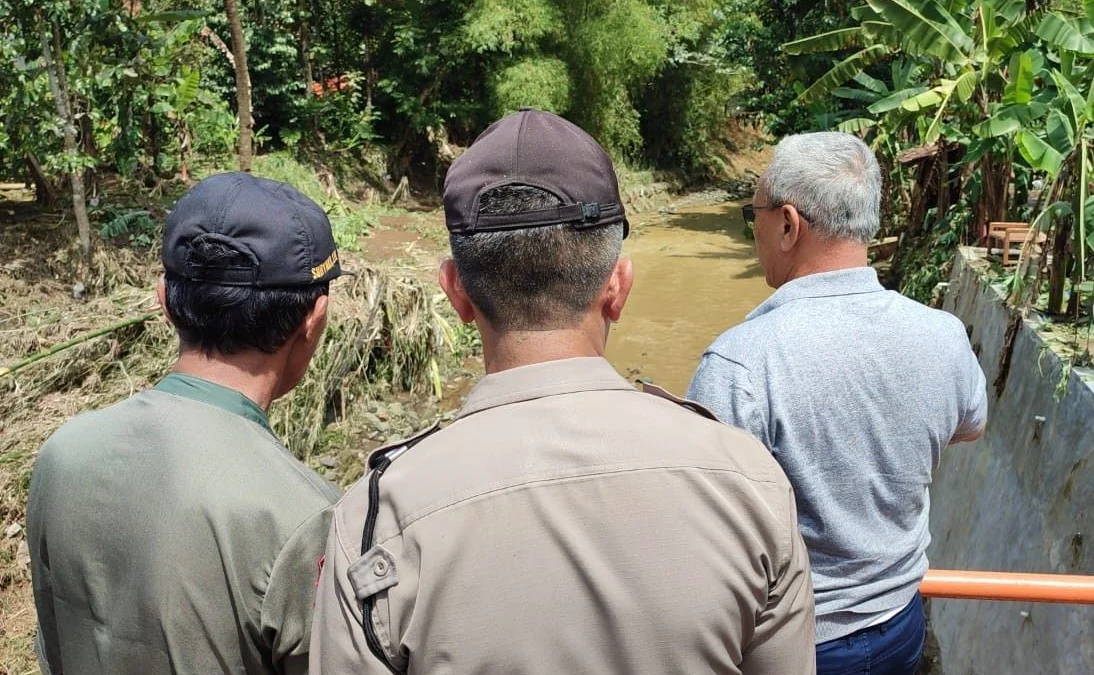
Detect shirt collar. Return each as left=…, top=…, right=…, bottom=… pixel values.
left=154, top=373, right=272, bottom=431
left=458, top=357, right=634, bottom=419
left=747, top=267, right=884, bottom=320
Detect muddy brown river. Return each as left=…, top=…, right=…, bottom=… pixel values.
left=373, top=200, right=771, bottom=396
left=606, top=202, right=771, bottom=394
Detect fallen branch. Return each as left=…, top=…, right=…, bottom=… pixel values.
left=200, top=25, right=235, bottom=68
left=897, top=143, right=941, bottom=165
left=0, top=313, right=158, bottom=378
left=389, top=175, right=410, bottom=205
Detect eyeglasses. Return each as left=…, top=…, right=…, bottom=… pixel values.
left=742, top=202, right=813, bottom=226
left=741, top=202, right=779, bottom=225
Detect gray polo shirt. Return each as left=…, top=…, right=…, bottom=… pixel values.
left=687, top=267, right=987, bottom=643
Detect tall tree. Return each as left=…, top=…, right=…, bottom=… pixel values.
left=223, top=0, right=253, bottom=171
left=37, top=9, right=91, bottom=255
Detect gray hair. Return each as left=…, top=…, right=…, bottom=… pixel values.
left=760, top=132, right=882, bottom=243
left=449, top=185, right=624, bottom=331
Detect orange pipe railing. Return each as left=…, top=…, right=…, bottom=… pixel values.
left=921, top=570, right=1094, bottom=604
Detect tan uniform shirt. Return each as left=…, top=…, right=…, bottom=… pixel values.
left=311, top=357, right=814, bottom=675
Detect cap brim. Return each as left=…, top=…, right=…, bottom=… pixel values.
left=329, top=265, right=356, bottom=281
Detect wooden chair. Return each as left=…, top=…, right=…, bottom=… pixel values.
left=987, top=222, right=1045, bottom=266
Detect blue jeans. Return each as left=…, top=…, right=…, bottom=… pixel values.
left=816, top=594, right=926, bottom=675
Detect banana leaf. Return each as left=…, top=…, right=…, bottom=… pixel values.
left=866, top=0, right=974, bottom=62
left=1003, top=51, right=1034, bottom=105
left=838, top=117, right=878, bottom=133
left=1017, top=129, right=1066, bottom=176
left=783, top=27, right=865, bottom=55
left=795, top=45, right=890, bottom=104
left=868, top=86, right=931, bottom=113
left=1037, top=14, right=1094, bottom=55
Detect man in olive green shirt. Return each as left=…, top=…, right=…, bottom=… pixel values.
left=27, top=173, right=349, bottom=675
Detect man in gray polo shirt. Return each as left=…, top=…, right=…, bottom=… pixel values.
left=688, top=132, right=987, bottom=675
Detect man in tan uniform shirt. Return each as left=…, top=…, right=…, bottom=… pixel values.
left=311, top=109, right=815, bottom=674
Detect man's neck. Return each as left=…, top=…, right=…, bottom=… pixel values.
left=781, top=242, right=869, bottom=286
left=172, top=350, right=282, bottom=410
left=480, top=324, right=607, bottom=375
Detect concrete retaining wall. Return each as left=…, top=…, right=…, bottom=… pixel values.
left=930, top=249, right=1094, bottom=673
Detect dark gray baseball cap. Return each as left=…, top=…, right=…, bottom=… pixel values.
left=163, top=172, right=349, bottom=287
left=443, top=108, right=629, bottom=238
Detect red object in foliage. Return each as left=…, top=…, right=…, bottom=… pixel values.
left=310, top=75, right=350, bottom=98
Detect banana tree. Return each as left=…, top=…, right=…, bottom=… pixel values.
left=829, top=60, right=933, bottom=229
left=786, top=0, right=1042, bottom=140
left=785, top=0, right=1047, bottom=237
left=1008, top=6, right=1094, bottom=314
left=153, top=65, right=202, bottom=182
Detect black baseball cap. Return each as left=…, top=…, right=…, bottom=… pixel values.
left=163, top=172, right=349, bottom=287
left=443, top=108, right=629, bottom=238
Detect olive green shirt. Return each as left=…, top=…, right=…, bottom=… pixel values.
left=27, top=374, right=341, bottom=675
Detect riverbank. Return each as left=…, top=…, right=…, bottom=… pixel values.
left=930, top=248, right=1094, bottom=674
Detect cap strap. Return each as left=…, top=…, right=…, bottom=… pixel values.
left=454, top=201, right=625, bottom=234
left=182, top=233, right=262, bottom=286
left=185, top=264, right=261, bottom=286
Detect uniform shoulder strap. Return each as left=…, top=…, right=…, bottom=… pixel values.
left=365, top=420, right=442, bottom=469
left=356, top=420, right=442, bottom=675
left=638, top=380, right=720, bottom=421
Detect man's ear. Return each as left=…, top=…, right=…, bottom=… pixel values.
left=156, top=275, right=175, bottom=326
left=780, top=205, right=805, bottom=253
left=302, top=293, right=329, bottom=344
left=439, top=259, right=476, bottom=324
left=603, top=257, right=634, bottom=323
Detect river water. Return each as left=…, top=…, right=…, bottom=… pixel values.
left=373, top=199, right=772, bottom=396
left=606, top=202, right=771, bottom=394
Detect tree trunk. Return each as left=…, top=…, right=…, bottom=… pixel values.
left=223, top=0, right=253, bottom=171
left=25, top=152, right=56, bottom=204
left=907, top=158, right=937, bottom=236
left=38, top=11, right=91, bottom=256
left=299, top=0, right=313, bottom=91
left=974, top=152, right=1009, bottom=244
left=879, top=154, right=893, bottom=236
left=200, top=26, right=236, bottom=67
left=1048, top=219, right=1072, bottom=315
left=936, top=144, right=951, bottom=220
left=12, top=121, right=56, bottom=203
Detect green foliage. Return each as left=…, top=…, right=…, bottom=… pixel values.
left=782, top=0, right=1094, bottom=326
left=249, top=152, right=379, bottom=249
left=2, top=0, right=771, bottom=249
left=462, top=0, right=562, bottom=53
left=289, top=75, right=379, bottom=153
left=742, top=0, right=856, bottom=135
left=797, top=45, right=890, bottom=105
left=784, top=28, right=865, bottom=55
left=1037, top=13, right=1094, bottom=54
left=491, top=58, right=572, bottom=117
left=97, top=209, right=158, bottom=248
left=899, top=205, right=965, bottom=302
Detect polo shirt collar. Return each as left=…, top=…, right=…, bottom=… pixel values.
left=747, top=267, right=884, bottom=320
left=154, top=372, right=272, bottom=431
left=458, top=356, right=634, bottom=419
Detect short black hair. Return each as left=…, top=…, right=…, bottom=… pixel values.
left=164, top=239, right=329, bottom=355
left=448, top=185, right=624, bottom=331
